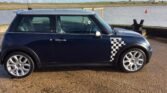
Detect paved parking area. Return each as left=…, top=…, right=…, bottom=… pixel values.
left=0, top=38, right=166, bottom=93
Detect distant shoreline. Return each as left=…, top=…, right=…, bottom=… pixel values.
left=0, top=2, right=167, bottom=10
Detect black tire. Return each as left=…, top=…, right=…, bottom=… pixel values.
left=4, top=52, right=35, bottom=78
left=119, top=48, right=147, bottom=72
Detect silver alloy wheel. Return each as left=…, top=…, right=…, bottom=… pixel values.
left=123, top=50, right=145, bottom=72
left=6, top=55, right=31, bottom=77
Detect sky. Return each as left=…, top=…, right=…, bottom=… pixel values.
left=0, top=0, right=151, bottom=3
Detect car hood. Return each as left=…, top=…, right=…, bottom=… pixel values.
left=113, top=27, right=142, bottom=37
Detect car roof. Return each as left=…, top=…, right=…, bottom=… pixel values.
left=16, top=9, right=95, bottom=15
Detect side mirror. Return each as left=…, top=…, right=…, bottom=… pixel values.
left=95, top=31, right=101, bottom=37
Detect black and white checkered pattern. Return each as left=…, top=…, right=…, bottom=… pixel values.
left=110, top=38, right=126, bottom=62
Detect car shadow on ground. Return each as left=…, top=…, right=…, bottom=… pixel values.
left=34, top=66, right=120, bottom=73
left=148, top=36, right=167, bottom=43
left=0, top=65, right=121, bottom=79
left=0, top=66, right=10, bottom=78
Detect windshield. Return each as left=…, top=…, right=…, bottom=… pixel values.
left=95, top=14, right=113, bottom=33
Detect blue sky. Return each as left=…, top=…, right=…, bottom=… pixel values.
left=0, top=0, right=150, bottom=3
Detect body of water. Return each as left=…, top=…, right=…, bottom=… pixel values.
left=0, top=6, right=167, bottom=27
left=0, top=10, right=16, bottom=25
left=104, top=6, right=167, bottom=27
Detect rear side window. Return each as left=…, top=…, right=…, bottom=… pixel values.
left=16, top=16, right=51, bottom=32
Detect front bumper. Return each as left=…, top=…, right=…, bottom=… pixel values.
left=0, top=48, right=2, bottom=64
left=147, top=46, right=153, bottom=63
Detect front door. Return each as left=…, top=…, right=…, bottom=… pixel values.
left=52, top=15, right=111, bottom=64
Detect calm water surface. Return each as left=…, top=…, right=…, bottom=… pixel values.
left=0, top=6, right=167, bottom=27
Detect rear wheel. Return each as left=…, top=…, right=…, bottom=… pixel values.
left=4, top=52, right=34, bottom=78
left=120, top=48, right=146, bottom=72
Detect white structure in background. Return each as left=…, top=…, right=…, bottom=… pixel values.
left=149, top=0, right=165, bottom=2
left=130, top=0, right=166, bottom=2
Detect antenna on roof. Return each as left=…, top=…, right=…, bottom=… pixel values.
left=26, top=0, right=32, bottom=10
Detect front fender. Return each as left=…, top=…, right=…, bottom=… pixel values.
left=114, top=42, right=152, bottom=65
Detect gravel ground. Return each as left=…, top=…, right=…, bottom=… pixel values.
left=0, top=38, right=166, bottom=93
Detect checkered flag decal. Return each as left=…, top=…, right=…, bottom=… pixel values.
left=110, top=38, right=126, bottom=62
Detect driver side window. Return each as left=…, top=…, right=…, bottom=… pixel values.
left=56, top=16, right=101, bottom=34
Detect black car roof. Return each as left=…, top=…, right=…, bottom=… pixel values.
left=16, top=9, right=95, bottom=15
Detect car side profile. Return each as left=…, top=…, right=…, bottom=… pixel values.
left=0, top=9, right=152, bottom=78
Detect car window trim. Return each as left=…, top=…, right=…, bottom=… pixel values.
left=48, top=32, right=109, bottom=36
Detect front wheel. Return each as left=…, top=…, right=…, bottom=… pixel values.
left=120, top=48, right=146, bottom=72
left=4, top=52, right=34, bottom=78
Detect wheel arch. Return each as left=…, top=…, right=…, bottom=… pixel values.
left=114, top=45, right=149, bottom=66
left=1, top=47, right=41, bottom=68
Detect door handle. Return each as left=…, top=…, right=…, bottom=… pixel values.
left=49, top=38, right=53, bottom=42
left=54, top=38, right=67, bottom=42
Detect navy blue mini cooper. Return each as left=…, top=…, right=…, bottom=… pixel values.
left=0, top=9, right=152, bottom=78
